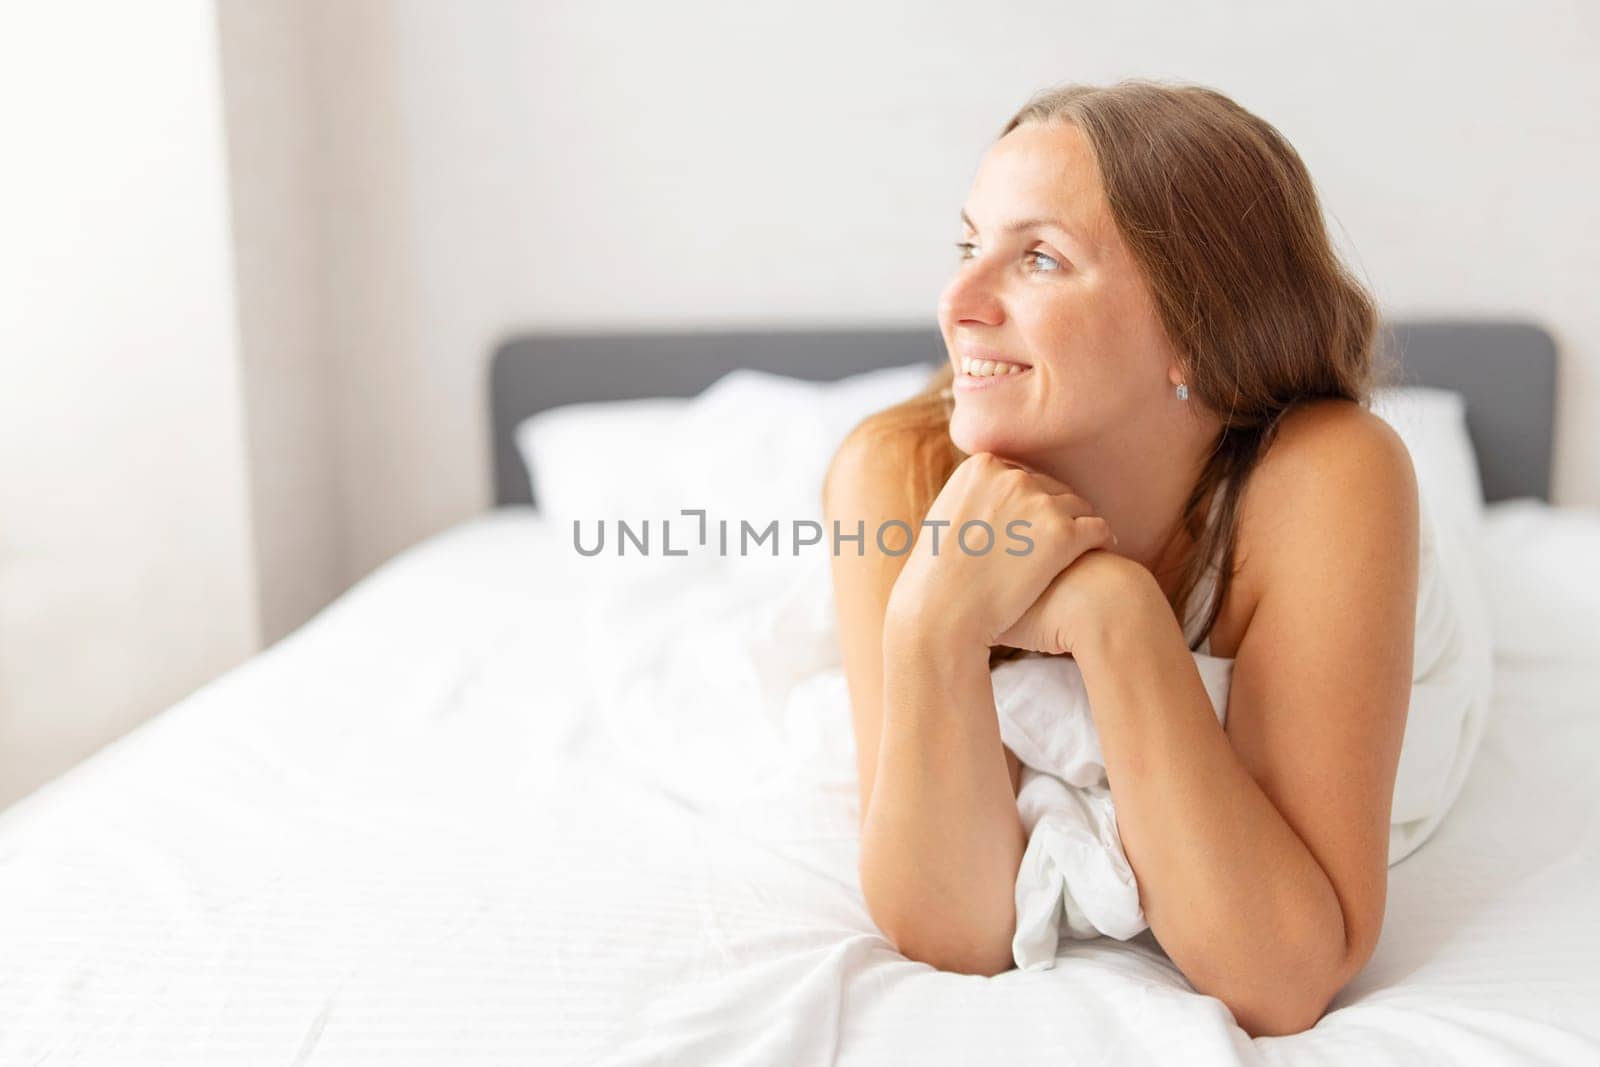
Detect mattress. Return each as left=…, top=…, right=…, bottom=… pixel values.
left=1, top=501, right=1597, bottom=1066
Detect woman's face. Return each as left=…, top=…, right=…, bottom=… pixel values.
left=937, top=120, right=1185, bottom=460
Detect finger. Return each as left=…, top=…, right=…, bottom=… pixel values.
left=1074, top=513, right=1119, bottom=549
left=1049, top=492, right=1102, bottom=521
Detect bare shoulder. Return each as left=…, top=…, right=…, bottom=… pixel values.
left=823, top=419, right=921, bottom=517
left=1211, top=400, right=1417, bottom=657
left=1235, top=399, right=1417, bottom=576
left=821, top=418, right=928, bottom=628
left=1265, top=398, right=1409, bottom=465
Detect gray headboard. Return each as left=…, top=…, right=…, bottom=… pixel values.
left=489, top=318, right=1557, bottom=508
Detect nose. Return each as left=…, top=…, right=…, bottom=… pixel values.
left=937, top=256, right=1005, bottom=328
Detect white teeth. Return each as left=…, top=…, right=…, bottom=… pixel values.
left=961, top=356, right=1030, bottom=377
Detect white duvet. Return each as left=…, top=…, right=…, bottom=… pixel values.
left=1, top=502, right=1598, bottom=1065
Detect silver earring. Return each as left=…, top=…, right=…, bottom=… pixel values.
left=1176, top=382, right=1189, bottom=400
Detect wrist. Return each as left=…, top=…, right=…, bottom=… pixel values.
left=882, top=603, right=990, bottom=665
left=880, top=612, right=994, bottom=725
left=1072, top=561, right=1163, bottom=660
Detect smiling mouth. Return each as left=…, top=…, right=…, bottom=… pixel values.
left=960, top=356, right=1033, bottom=378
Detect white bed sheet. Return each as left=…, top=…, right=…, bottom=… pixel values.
left=1, top=504, right=1597, bottom=1066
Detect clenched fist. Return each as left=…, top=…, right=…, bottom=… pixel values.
left=884, top=452, right=1116, bottom=654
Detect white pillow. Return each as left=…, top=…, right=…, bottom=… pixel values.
left=1369, top=385, right=1485, bottom=538
left=520, top=377, right=1479, bottom=537
left=513, top=362, right=940, bottom=548
left=514, top=395, right=691, bottom=525
left=1477, top=500, right=1600, bottom=668
left=680, top=364, right=940, bottom=538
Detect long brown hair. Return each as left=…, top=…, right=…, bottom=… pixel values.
left=847, top=79, right=1397, bottom=662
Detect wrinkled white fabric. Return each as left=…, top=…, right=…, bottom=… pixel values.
left=6, top=500, right=1599, bottom=1064
left=993, top=485, right=1494, bottom=971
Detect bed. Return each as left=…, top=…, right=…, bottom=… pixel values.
left=3, top=319, right=1597, bottom=1065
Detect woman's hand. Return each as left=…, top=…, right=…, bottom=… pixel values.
left=993, top=547, right=1140, bottom=656
left=884, top=452, right=1115, bottom=654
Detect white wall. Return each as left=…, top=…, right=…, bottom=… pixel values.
left=5, top=2, right=1593, bottom=808
left=0, top=2, right=261, bottom=809
left=215, top=0, right=342, bottom=644
left=263, top=0, right=1595, bottom=605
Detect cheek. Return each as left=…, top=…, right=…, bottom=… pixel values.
left=1016, top=291, right=1091, bottom=362
left=1027, top=291, right=1150, bottom=385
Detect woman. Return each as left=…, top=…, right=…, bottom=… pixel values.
left=822, top=80, right=1417, bottom=1038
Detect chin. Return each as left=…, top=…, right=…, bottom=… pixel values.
left=950, top=415, right=1030, bottom=459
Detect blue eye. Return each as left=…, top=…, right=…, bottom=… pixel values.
left=952, top=242, right=1061, bottom=272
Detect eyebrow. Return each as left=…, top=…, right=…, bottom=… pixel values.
left=960, top=208, right=1084, bottom=244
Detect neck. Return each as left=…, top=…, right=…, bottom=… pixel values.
left=1018, top=404, right=1221, bottom=604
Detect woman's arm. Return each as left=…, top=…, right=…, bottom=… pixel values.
left=1060, top=409, right=1418, bottom=1036
left=823, top=428, right=1022, bottom=827
left=1070, top=571, right=1350, bottom=1036
left=824, top=435, right=1104, bottom=975
left=824, top=431, right=1024, bottom=974
left=862, top=611, right=1026, bottom=976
